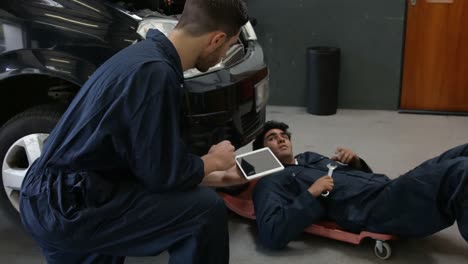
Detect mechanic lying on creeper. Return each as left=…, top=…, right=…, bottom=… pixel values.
left=250, top=120, right=468, bottom=250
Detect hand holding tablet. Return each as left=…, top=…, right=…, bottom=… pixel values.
left=235, top=147, right=284, bottom=180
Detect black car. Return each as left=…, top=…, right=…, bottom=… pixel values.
left=0, top=0, right=268, bottom=222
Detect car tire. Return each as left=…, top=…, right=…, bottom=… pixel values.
left=0, top=104, right=64, bottom=225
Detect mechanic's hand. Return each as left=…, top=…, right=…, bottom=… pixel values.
left=331, top=147, right=361, bottom=168
left=208, top=140, right=236, bottom=171
left=308, top=175, right=334, bottom=197
left=224, top=165, right=249, bottom=185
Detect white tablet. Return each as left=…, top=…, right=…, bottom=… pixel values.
left=235, top=147, right=285, bottom=180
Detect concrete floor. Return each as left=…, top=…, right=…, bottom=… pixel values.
left=1, top=106, right=468, bottom=263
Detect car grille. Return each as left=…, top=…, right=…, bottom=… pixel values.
left=241, top=108, right=265, bottom=140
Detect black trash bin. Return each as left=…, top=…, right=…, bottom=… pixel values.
left=306, top=47, right=340, bottom=115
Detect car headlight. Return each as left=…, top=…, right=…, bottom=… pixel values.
left=136, top=18, right=177, bottom=38
left=137, top=18, right=224, bottom=79
left=241, top=21, right=257, bottom=41
left=183, top=63, right=225, bottom=79
left=136, top=19, right=257, bottom=79
left=255, top=77, right=269, bottom=112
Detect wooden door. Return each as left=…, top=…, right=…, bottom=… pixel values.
left=400, top=0, right=468, bottom=112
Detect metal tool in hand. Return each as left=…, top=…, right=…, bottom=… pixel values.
left=321, top=163, right=337, bottom=197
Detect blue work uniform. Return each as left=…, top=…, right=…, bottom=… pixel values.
left=20, top=29, right=229, bottom=264
left=253, top=144, right=468, bottom=249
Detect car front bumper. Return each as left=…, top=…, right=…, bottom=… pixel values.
left=184, top=40, right=268, bottom=155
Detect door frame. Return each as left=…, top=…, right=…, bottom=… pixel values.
left=397, top=0, right=468, bottom=116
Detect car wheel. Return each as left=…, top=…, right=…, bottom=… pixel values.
left=0, top=105, right=63, bottom=225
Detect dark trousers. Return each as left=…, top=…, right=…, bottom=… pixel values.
left=366, top=144, right=468, bottom=240
left=21, top=185, right=229, bottom=264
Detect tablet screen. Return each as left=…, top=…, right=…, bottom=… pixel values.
left=235, top=147, right=284, bottom=180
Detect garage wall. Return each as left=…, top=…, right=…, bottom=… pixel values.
left=247, top=0, right=406, bottom=109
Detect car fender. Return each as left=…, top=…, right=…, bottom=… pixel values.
left=0, top=49, right=96, bottom=86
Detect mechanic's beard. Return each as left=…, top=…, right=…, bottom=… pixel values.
left=195, top=50, right=222, bottom=72
left=195, top=62, right=210, bottom=73
left=276, top=149, right=294, bottom=164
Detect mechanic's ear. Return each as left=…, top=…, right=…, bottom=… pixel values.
left=207, top=32, right=227, bottom=52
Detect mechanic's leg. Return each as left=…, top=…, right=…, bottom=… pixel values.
left=366, top=157, right=468, bottom=240
left=457, top=178, right=468, bottom=242
left=32, top=185, right=229, bottom=264
left=422, top=143, right=468, bottom=165
left=39, top=245, right=125, bottom=264
left=165, top=188, right=229, bottom=264
left=253, top=173, right=325, bottom=250
left=91, top=186, right=229, bottom=264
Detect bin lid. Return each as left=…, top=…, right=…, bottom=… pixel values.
left=307, top=46, right=340, bottom=54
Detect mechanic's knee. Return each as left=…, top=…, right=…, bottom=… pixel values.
left=257, top=230, right=288, bottom=250
left=255, top=222, right=289, bottom=250
left=460, top=143, right=468, bottom=153
left=459, top=220, right=468, bottom=242
left=453, top=157, right=468, bottom=167
left=446, top=157, right=468, bottom=181
left=196, top=187, right=228, bottom=222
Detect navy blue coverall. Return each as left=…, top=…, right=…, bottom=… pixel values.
left=19, top=29, right=229, bottom=263
left=253, top=144, right=468, bottom=249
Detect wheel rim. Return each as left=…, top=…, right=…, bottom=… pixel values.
left=374, top=241, right=392, bottom=260
left=2, top=134, right=49, bottom=212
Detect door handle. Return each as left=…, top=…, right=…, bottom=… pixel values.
left=411, top=0, right=417, bottom=5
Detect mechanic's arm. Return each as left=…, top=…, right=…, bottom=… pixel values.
left=200, top=165, right=248, bottom=187
left=129, top=64, right=237, bottom=192
left=331, top=147, right=373, bottom=173
left=253, top=175, right=332, bottom=250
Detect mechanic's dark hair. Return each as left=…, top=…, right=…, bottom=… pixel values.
left=252, top=121, right=291, bottom=150
left=175, top=0, right=249, bottom=37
